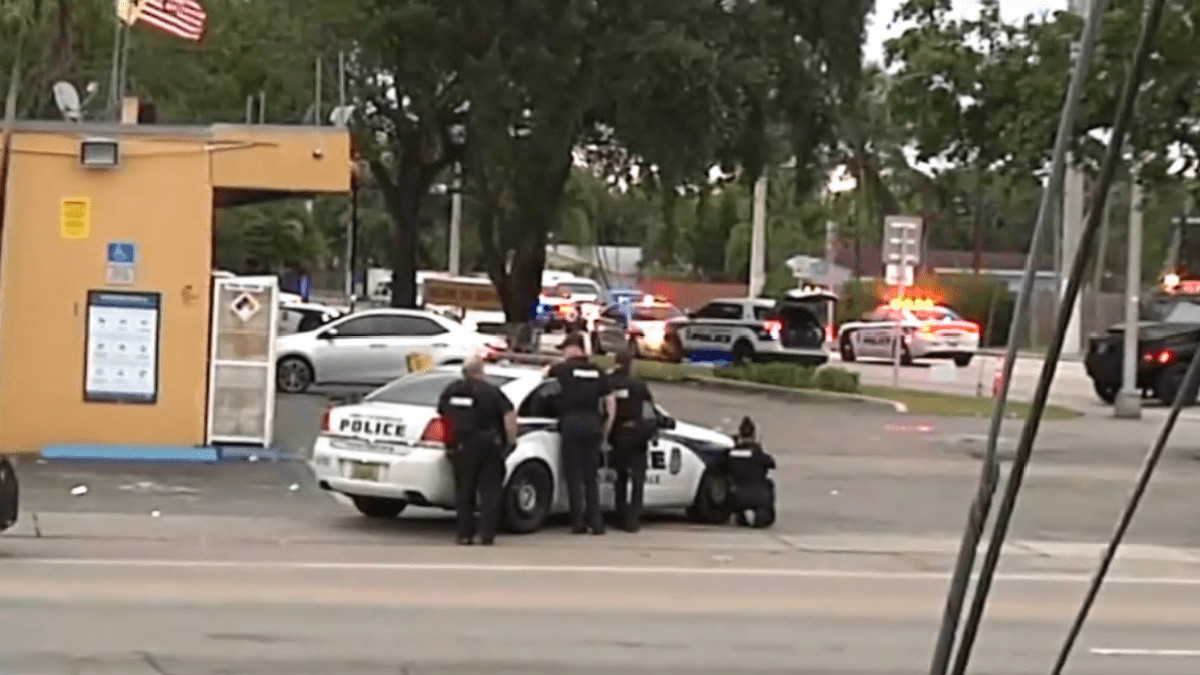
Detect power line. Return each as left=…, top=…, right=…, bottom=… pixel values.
left=948, top=0, right=1169, bottom=671
left=927, top=0, right=1109, bottom=670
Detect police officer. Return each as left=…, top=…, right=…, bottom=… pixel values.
left=437, top=357, right=518, bottom=546
left=608, top=349, right=654, bottom=532
left=551, top=332, right=616, bottom=534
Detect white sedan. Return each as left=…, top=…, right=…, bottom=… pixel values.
left=274, top=309, right=506, bottom=393
left=310, top=364, right=737, bottom=533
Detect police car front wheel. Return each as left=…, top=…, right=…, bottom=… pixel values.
left=503, top=461, right=552, bottom=534
left=351, top=495, right=407, bottom=518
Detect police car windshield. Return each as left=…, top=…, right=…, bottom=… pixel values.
left=910, top=308, right=960, bottom=321
left=632, top=306, right=683, bottom=321
left=367, top=372, right=515, bottom=406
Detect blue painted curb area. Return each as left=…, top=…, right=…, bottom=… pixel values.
left=39, top=445, right=301, bottom=463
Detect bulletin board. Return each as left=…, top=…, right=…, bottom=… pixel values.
left=83, top=290, right=162, bottom=404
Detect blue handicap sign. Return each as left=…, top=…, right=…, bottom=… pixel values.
left=107, top=242, right=136, bottom=264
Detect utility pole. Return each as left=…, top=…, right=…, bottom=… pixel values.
left=748, top=173, right=768, bottom=297
left=1061, top=0, right=1090, bottom=356
left=448, top=163, right=462, bottom=276
left=1114, top=174, right=1144, bottom=418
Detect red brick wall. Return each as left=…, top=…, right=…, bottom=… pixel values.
left=638, top=277, right=749, bottom=312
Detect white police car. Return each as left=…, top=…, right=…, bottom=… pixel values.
left=677, top=287, right=837, bottom=365
left=837, top=298, right=980, bottom=367
left=309, top=363, right=737, bottom=532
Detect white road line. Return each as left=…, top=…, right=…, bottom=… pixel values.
left=4, top=558, right=1200, bottom=585
left=1091, top=648, right=1200, bottom=657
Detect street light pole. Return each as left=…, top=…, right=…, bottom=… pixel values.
left=449, top=163, right=462, bottom=276
left=749, top=173, right=768, bottom=297
left=1114, top=174, right=1144, bottom=418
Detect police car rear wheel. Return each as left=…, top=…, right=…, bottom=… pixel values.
left=277, top=357, right=314, bottom=394
left=351, top=495, right=407, bottom=519
left=732, top=340, right=754, bottom=365
left=503, top=461, right=552, bottom=534
left=688, top=470, right=731, bottom=524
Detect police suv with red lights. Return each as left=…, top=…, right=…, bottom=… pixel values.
left=837, top=298, right=979, bottom=367
left=310, top=363, right=740, bottom=532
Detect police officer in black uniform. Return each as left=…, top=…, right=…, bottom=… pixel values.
left=550, top=333, right=616, bottom=535
left=437, top=357, right=518, bottom=546
left=608, top=349, right=654, bottom=532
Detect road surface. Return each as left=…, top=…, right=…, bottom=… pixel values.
left=5, top=534, right=1200, bottom=674
left=3, top=378, right=1199, bottom=673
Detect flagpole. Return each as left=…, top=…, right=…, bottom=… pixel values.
left=117, top=22, right=132, bottom=113
left=107, top=18, right=123, bottom=120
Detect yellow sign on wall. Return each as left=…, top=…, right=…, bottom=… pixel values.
left=60, top=197, right=91, bottom=240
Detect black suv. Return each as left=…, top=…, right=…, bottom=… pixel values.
left=1084, top=293, right=1200, bottom=405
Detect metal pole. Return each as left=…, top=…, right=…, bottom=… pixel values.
left=107, top=19, right=123, bottom=120
left=117, top=23, right=131, bottom=109
left=314, top=56, right=322, bottom=127
left=949, top=0, right=1165, bottom=671
left=1114, top=175, right=1143, bottom=418
left=338, top=51, right=346, bottom=112
left=245, top=95, right=253, bottom=124
left=749, top=173, right=767, bottom=297
left=927, top=0, right=1109, bottom=671
left=449, top=163, right=462, bottom=276
left=347, top=170, right=359, bottom=308
left=825, top=219, right=837, bottom=345
left=258, top=90, right=265, bottom=124
left=891, top=235, right=907, bottom=388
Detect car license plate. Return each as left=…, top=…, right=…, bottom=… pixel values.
left=347, top=461, right=383, bottom=481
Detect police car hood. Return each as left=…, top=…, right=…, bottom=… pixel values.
left=323, top=401, right=438, bottom=445
left=669, top=419, right=735, bottom=450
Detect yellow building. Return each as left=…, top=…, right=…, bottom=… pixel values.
left=0, top=114, right=350, bottom=456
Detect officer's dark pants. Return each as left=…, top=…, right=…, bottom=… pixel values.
left=610, top=425, right=648, bottom=529
left=451, top=436, right=503, bottom=541
left=560, top=413, right=603, bottom=532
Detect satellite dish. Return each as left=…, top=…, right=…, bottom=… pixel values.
left=329, top=105, right=355, bottom=127
left=52, top=81, right=82, bottom=122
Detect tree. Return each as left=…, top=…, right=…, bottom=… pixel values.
left=349, top=0, right=469, bottom=308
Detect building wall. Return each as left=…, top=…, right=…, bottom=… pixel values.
left=0, top=132, right=214, bottom=452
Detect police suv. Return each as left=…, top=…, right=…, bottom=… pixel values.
left=310, top=363, right=737, bottom=532
left=675, top=287, right=836, bottom=365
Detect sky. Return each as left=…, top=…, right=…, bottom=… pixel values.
left=864, top=0, right=1067, bottom=65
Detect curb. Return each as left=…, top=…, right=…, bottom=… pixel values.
left=37, top=445, right=301, bottom=463
left=683, top=376, right=908, bottom=414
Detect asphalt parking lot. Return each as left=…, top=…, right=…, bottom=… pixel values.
left=12, top=380, right=1200, bottom=547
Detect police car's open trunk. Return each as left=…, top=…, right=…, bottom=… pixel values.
left=774, top=290, right=837, bottom=349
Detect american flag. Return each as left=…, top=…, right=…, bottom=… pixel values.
left=133, top=0, right=208, bottom=42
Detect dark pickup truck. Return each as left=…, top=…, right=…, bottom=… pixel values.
left=1084, top=295, right=1200, bottom=405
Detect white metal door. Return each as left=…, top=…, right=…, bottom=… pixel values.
left=207, top=276, right=279, bottom=447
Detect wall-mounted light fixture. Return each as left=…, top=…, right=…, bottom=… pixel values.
left=80, top=138, right=120, bottom=168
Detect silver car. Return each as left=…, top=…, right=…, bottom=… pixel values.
left=274, top=309, right=505, bottom=393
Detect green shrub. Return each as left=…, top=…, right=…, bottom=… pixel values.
left=632, top=360, right=697, bottom=382
left=814, top=366, right=860, bottom=393
left=714, top=362, right=815, bottom=389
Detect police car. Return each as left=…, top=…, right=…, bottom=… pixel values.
left=675, top=287, right=837, bottom=365
left=310, top=363, right=737, bottom=532
left=837, top=298, right=980, bottom=367
left=591, top=295, right=686, bottom=361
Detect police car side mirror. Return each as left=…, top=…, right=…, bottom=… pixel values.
left=319, top=328, right=339, bottom=340
left=659, top=414, right=676, bottom=430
